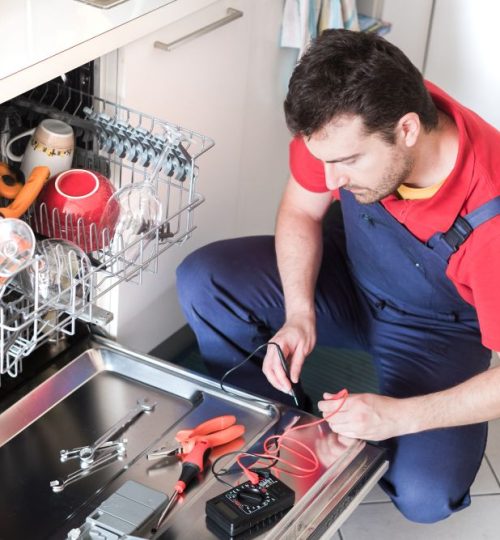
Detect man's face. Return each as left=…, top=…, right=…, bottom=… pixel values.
left=304, top=116, right=414, bottom=204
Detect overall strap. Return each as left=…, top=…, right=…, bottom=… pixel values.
left=427, top=196, right=500, bottom=261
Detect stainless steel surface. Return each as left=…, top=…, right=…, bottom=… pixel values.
left=0, top=340, right=387, bottom=539
left=154, top=8, right=244, bottom=51
left=318, top=457, right=389, bottom=540
left=1, top=83, right=214, bottom=376
left=76, top=304, right=113, bottom=325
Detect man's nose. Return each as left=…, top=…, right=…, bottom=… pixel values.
left=324, top=163, right=349, bottom=190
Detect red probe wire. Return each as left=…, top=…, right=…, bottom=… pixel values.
left=236, top=389, right=349, bottom=484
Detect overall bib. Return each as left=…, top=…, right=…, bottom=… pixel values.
left=176, top=190, right=500, bottom=523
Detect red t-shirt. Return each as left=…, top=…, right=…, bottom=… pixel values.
left=289, top=81, right=500, bottom=351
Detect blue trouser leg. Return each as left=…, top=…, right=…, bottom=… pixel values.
left=369, top=307, right=491, bottom=523
left=176, top=235, right=368, bottom=405
left=176, top=235, right=491, bottom=523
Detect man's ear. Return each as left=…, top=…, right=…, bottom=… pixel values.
left=396, top=112, right=420, bottom=148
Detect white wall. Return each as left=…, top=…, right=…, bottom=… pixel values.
left=424, top=0, right=500, bottom=129
left=381, top=0, right=434, bottom=71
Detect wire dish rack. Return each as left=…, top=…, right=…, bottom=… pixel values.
left=0, top=83, right=214, bottom=380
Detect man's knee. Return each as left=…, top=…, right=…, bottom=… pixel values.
left=387, top=476, right=470, bottom=523
left=176, top=242, right=224, bottom=307
left=394, top=485, right=470, bottom=523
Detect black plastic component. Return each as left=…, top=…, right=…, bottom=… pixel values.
left=237, top=488, right=265, bottom=505
left=205, top=473, right=295, bottom=537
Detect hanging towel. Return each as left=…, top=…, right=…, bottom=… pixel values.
left=341, top=0, right=360, bottom=31
left=281, top=0, right=360, bottom=55
left=281, top=0, right=322, bottom=56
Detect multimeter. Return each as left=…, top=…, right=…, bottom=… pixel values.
left=205, top=473, right=295, bottom=538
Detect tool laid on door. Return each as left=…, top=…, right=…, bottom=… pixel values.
left=147, top=414, right=245, bottom=460
left=60, top=398, right=156, bottom=468
left=50, top=446, right=127, bottom=493
left=153, top=438, right=212, bottom=533
left=51, top=398, right=156, bottom=492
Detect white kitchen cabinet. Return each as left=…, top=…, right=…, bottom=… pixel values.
left=105, top=0, right=295, bottom=352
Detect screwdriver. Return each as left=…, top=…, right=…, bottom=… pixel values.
left=153, top=439, right=211, bottom=532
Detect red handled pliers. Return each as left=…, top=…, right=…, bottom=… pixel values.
left=147, top=415, right=245, bottom=460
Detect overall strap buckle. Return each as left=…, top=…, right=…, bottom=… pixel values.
left=442, top=215, right=473, bottom=251
left=427, top=216, right=473, bottom=261
left=428, top=196, right=500, bottom=262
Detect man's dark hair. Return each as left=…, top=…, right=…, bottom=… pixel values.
left=284, top=29, right=438, bottom=142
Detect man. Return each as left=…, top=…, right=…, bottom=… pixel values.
left=176, top=29, right=500, bottom=523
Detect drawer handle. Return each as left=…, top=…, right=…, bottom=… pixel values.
left=154, top=7, right=243, bottom=51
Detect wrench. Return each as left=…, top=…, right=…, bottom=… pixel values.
left=60, top=439, right=127, bottom=466
left=51, top=448, right=126, bottom=493
left=60, top=398, right=156, bottom=467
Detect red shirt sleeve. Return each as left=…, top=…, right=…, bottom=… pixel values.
left=289, top=137, right=329, bottom=193
left=468, top=235, right=500, bottom=351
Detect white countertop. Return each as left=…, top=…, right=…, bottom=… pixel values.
left=0, top=0, right=217, bottom=103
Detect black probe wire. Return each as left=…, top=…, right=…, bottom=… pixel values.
left=213, top=342, right=291, bottom=486
left=219, top=341, right=293, bottom=406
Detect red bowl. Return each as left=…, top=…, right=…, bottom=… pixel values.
left=33, top=169, right=118, bottom=252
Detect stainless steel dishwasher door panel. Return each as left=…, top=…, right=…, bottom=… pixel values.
left=0, top=344, right=279, bottom=540
left=0, top=342, right=387, bottom=540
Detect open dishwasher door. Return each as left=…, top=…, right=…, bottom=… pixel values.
left=0, top=338, right=387, bottom=540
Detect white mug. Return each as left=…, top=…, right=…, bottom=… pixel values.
left=6, top=119, right=74, bottom=179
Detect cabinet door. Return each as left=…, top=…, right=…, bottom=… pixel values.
left=106, top=0, right=292, bottom=352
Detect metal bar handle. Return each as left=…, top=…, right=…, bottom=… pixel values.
left=154, top=7, right=243, bottom=51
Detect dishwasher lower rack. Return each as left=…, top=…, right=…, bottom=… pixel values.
left=0, top=82, right=214, bottom=379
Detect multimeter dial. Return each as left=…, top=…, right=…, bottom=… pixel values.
left=236, top=488, right=265, bottom=505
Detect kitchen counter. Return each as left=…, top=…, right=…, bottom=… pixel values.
left=0, top=0, right=219, bottom=103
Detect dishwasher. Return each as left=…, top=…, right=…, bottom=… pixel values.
left=0, top=64, right=387, bottom=540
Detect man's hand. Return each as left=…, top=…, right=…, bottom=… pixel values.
left=262, top=313, right=316, bottom=394
left=318, top=392, right=412, bottom=441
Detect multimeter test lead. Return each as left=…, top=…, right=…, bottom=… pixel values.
left=278, top=352, right=300, bottom=407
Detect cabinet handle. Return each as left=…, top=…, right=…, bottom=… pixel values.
left=154, top=7, right=243, bottom=51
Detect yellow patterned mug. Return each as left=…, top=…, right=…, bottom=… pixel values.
left=6, top=119, right=74, bottom=179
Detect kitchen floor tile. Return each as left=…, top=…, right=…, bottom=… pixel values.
left=486, top=419, right=500, bottom=483
left=470, top=456, right=500, bottom=495
left=362, top=482, right=391, bottom=504
left=339, top=495, right=500, bottom=539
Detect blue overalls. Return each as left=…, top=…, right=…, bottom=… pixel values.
left=177, top=188, right=500, bottom=523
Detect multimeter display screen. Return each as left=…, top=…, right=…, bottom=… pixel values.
left=216, top=501, right=238, bottom=520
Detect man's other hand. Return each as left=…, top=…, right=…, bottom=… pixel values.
left=318, top=392, right=408, bottom=441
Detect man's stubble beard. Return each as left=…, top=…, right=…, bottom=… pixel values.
left=352, top=153, right=415, bottom=205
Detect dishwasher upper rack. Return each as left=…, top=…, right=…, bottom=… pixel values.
left=0, top=83, right=214, bottom=379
